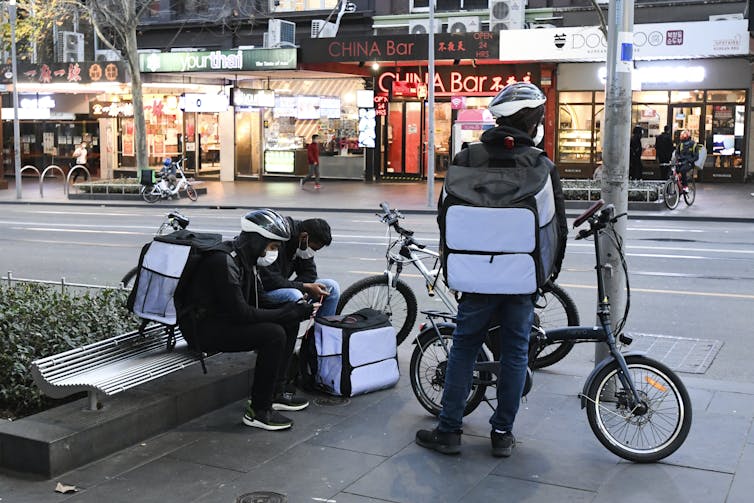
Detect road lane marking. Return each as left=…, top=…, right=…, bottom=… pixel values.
left=557, top=283, right=754, bottom=300
left=12, top=227, right=148, bottom=235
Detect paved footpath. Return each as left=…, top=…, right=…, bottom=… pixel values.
left=1, top=178, right=753, bottom=221
left=1, top=178, right=753, bottom=502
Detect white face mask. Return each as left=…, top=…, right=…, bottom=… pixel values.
left=532, top=123, right=544, bottom=146
left=295, top=236, right=316, bottom=259
left=256, top=249, right=278, bottom=267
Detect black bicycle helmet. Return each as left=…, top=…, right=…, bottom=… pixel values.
left=488, top=82, right=546, bottom=133
left=240, top=209, right=291, bottom=241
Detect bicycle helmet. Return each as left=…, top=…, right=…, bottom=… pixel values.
left=488, top=82, right=546, bottom=134
left=240, top=208, right=291, bottom=241
left=163, top=158, right=172, bottom=167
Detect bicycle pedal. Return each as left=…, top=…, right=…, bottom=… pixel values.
left=619, top=333, right=633, bottom=345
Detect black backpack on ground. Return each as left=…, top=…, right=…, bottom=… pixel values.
left=438, top=142, right=559, bottom=295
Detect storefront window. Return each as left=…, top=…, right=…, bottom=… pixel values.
left=671, top=90, right=704, bottom=103
left=560, top=91, right=592, bottom=103
left=634, top=91, right=669, bottom=103
left=197, top=113, right=220, bottom=169
left=431, top=103, right=452, bottom=174
left=558, top=103, right=594, bottom=164
left=706, top=90, right=746, bottom=103
left=705, top=103, right=745, bottom=170
left=631, top=103, right=669, bottom=162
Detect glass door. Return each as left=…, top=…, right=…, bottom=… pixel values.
left=670, top=105, right=703, bottom=146
left=385, top=102, right=423, bottom=177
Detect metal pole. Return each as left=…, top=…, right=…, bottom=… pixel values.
left=426, top=1, right=436, bottom=207
left=595, top=0, right=633, bottom=364
left=9, top=0, right=22, bottom=199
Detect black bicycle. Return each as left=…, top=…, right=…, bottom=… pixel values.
left=410, top=200, right=692, bottom=463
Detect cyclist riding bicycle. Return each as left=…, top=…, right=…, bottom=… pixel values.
left=674, top=131, right=699, bottom=193
left=159, top=157, right=178, bottom=190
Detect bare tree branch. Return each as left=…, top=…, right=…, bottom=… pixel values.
left=590, top=0, right=608, bottom=38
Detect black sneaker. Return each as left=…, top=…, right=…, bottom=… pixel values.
left=243, top=405, right=293, bottom=431
left=491, top=430, right=515, bottom=457
left=272, top=391, right=309, bottom=411
left=415, top=428, right=461, bottom=455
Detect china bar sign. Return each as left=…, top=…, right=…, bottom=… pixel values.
left=140, top=48, right=297, bottom=73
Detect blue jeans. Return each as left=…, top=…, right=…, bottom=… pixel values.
left=438, top=293, right=534, bottom=433
left=263, top=278, right=340, bottom=317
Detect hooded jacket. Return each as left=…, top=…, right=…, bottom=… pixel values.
left=446, top=124, right=569, bottom=282
left=180, top=232, right=306, bottom=327
left=258, top=217, right=319, bottom=293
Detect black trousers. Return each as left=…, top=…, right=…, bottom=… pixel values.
left=197, top=320, right=298, bottom=411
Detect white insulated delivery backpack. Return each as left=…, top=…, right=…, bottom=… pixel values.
left=299, top=308, right=399, bottom=397
left=439, top=143, right=559, bottom=295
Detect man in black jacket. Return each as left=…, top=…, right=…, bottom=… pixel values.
left=179, top=209, right=313, bottom=431
left=655, top=125, right=674, bottom=178
left=258, top=217, right=340, bottom=317
left=416, top=82, right=568, bottom=459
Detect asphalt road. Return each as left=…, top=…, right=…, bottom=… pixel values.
left=1, top=204, right=753, bottom=382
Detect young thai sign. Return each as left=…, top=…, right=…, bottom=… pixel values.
left=139, top=48, right=297, bottom=73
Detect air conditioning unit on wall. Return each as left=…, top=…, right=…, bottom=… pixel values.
left=408, top=19, right=443, bottom=35
left=56, top=31, right=85, bottom=63
left=95, top=49, right=122, bottom=62
left=529, top=23, right=557, bottom=29
left=489, top=0, right=526, bottom=31
left=311, top=19, right=338, bottom=38
left=447, top=16, right=481, bottom=34
left=267, top=19, right=296, bottom=47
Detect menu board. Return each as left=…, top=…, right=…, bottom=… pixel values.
left=296, top=96, right=320, bottom=120
left=274, top=96, right=297, bottom=118
left=319, top=97, right=341, bottom=119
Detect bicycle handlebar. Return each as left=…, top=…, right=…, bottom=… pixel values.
left=573, top=199, right=604, bottom=228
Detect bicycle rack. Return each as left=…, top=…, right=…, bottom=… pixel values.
left=39, top=164, right=66, bottom=198
left=17, top=165, right=41, bottom=196
left=65, top=165, right=91, bottom=194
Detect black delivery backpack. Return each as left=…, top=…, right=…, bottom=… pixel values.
left=299, top=308, right=399, bottom=397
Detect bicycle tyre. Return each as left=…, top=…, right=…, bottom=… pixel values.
left=530, top=283, right=581, bottom=370
left=585, top=355, right=692, bottom=463
left=663, top=180, right=679, bottom=210
left=121, top=266, right=138, bottom=288
left=683, top=179, right=696, bottom=206
left=336, top=275, right=417, bottom=346
left=410, top=326, right=489, bottom=417
left=142, top=185, right=160, bottom=204
left=185, top=184, right=198, bottom=201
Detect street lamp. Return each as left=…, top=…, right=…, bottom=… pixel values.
left=7, top=0, right=22, bottom=199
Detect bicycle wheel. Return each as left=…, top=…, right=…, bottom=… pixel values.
left=663, top=180, right=679, bottom=210
left=585, top=355, right=692, bottom=463
left=121, top=266, right=138, bottom=288
left=683, top=179, right=696, bottom=206
left=336, top=275, right=417, bottom=345
left=410, top=326, right=489, bottom=417
left=142, top=185, right=160, bottom=204
left=185, top=184, right=198, bottom=201
left=530, top=283, right=581, bottom=370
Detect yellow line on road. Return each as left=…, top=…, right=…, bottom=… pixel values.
left=558, top=283, right=754, bottom=300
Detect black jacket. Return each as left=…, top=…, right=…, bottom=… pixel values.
left=180, top=235, right=305, bottom=327
left=676, top=138, right=699, bottom=168
left=655, top=132, right=674, bottom=163
left=447, top=125, right=569, bottom=281
left=258, top=217, right=319, bottom=293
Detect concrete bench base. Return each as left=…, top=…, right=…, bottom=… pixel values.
left=0, top=352, right=255, bottom=478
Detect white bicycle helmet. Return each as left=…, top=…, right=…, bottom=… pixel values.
left=488, top=82, right=546, bottom=136
left=240, top=209, right=291, bottom=241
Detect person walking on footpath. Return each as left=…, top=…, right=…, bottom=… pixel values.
left=71, top=141, right=88, bottom=183
left=415, top=82, right=568, bottom=458
left=178, top=209, right=313, bottom=431
left=301, top=134, right=321, bottom=189
left=629, top=125, right=644, bottom=180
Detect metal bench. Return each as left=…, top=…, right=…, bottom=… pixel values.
left=30, top=324, right=212, bottom=410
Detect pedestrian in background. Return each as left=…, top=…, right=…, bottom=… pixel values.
left=629, top=125, right=643, bottom=180
left=655, top=125, right=674, bottom=178
left=301, top=134, right=321, bottom=190
left=71, top=141, right=88, bottom=183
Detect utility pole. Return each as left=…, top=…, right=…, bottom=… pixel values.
left=595, top=0, right=633, bottom=364
left=426, top=0, right=436, bottom=207
left=9, top=0, right=22, bottom=199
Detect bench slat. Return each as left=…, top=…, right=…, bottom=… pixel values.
left=30, top=325, right=210, bottom=399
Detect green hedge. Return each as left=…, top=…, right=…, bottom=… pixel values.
left=0, top=283, right=138, bottom=418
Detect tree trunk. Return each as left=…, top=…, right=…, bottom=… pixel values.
left=124, top=27, right=148, bottom=172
